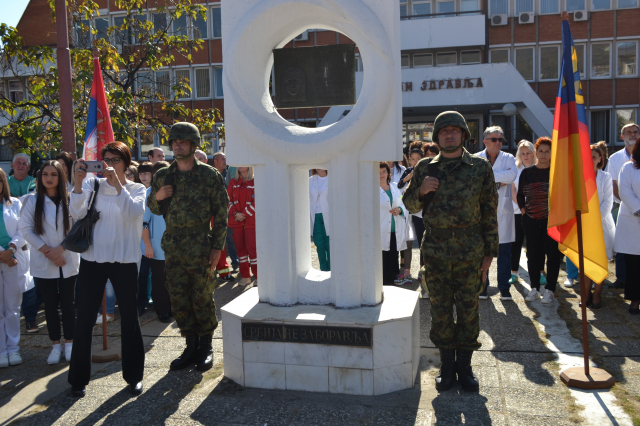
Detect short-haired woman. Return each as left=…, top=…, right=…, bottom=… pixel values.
left=228, top=167, right=257, bottom=286
left=380, top=162, right=409, bottom=284
left=0, top=169, right=32, bottom=368
left=68, top=142, right=147, bottom=397
left=614, top=141, right=640, bottom=315
left=21, top=160, right=80, bottom=364
left=422, top=142, right=440, bottom=159
left=517, top=137, right=563, bottom=304
left=309, top=169, right=330, bottom=271
left=510, top=140, right=536, bottom=284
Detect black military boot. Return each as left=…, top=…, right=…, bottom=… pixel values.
left=456, top=349, right=479, bottom=392
left=195, top=334, right=214, bottom=371
left=435, top=349, right=457, bottom=391
left=170, top=335, right=199, bottom=371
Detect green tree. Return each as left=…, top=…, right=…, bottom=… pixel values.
left=0, top=0, right=222, bottom=156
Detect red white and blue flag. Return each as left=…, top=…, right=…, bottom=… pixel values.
left=82, top=56, right=114, bottom=160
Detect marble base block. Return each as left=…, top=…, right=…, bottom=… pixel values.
left=221, top=286, right=420, bottom=395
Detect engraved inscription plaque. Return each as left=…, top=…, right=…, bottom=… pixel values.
left=242, top=322, right=372, bottom=347
left=274, top=44, right=357, bottom=109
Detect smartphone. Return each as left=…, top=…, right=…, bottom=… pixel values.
left=80, top=161, right=104, bottom=173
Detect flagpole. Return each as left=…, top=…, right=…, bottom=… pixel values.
left=575, top=210, right=589, bottom=376
left=54, top=0, right=76, bottom=157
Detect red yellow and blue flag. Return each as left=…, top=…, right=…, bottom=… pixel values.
left=82, top=56, right=114, bottom=161
left=548, top=17, right=608, bottom=284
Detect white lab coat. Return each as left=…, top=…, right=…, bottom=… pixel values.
left=595, top=170, right=616, bottom=259
left=309, top=175, right=330, bottom=236
left=380, top=183, right=408, bottom=251
left=390, top=164, right=406, bottom=187
left=20, top=193, right=81, bottom=279
left=0, top=198, right=33, bottom=293
left=614, top=162, right=640, bottom=256
left=478, top=150, right=517, bottom=244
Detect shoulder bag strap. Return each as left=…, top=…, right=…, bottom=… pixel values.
left=161, top=172, right=174, bottom=220
left=87, top=178, right=99, bottom=213
left=422, top=162, right=439, bottom=216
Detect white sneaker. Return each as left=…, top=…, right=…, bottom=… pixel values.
left=422, top=289, right=430, bottom=299
left=64, top=345, right=73, bottom=362
left=96, top=313, right=114, bottom=324
left=47, top=348, right=62, bottom=365
left=8, top=352, right=22, bottom=366
left=564, top=278, right=574, bottom=287
left=541, top=289, right=555, bottom=304
left=238, top=277, right=251, bottom=286
left=525, top=289, right=541, bottom=302
left=0, top=354, right=8, bottom=368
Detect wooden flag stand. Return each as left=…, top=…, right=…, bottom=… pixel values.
left=91, top=289, right=122, bottom=363
left=559, top=211, right=614, bottom=389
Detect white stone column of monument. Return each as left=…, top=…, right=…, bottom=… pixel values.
left=359, top=161, right=383, bottom=306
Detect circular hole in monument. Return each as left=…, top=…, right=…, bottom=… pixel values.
left=271, top=28, right=363, bottom=128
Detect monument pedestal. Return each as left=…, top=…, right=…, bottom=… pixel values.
left=221, top=286, right=419, bottom=395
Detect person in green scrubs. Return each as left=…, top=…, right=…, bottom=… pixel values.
left=8, top=154, right=35, bottom=197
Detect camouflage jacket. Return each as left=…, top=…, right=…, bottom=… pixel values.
left=147, top=158, right=229, bottom=250
left=403, top=148, right=499, bottom=261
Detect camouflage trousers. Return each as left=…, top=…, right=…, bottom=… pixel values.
left=163, top=235, right=218, bottom=337
left=424, top=256, right=483, bottom=351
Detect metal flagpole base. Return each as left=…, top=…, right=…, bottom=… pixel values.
left=560, top=367, right=615, bottom=389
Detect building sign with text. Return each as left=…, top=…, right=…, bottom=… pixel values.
left=402, top=77, right=484, bottom=92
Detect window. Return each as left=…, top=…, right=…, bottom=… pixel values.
left=400, top=0, right=408, bottom=17
left=617, top=109, right=636, bottom=143
left=214, top=68, right=224, bottom=98
left=617, top=0, right=638, bottom=8
left=195, top=68, right=211, bottom=98
left=461, top=0, right=479, bottom=11
left=156, top=71, right=170, bottom=98
left=565, top=0, right=585, bottom=11
left=515, top=47, right=534, bottom=81
left=617, top=41, right=637, bottom=76
left=140, top=130, right=155, bottom=158
left=540, top=0, right=559, bottom=13
left=590, top=110, right=610, bottom=144
left=490, top=49, right=509, bottom=63
left=490, top=0, right=508, bottom=15
left=76, top=19, right=91, bottom=46
left=437, top=0, right=455, bottom=15
left=540, top=46, right=559, bottom=80
left=413, top=0, right=431, bottom=16
left=414, top=53, right=433, bottom=67
left=193, top=11, right=208, bottom=39
left=592, top=0, right=610, bottom=9
left=515, top=114, right=533, bottom=148
left=574, top=44, right=585, bottom=79
left=436, top=52, right=457, bottom=66
left=490, top=114, right=510, bottom=147
left=211, top=6, right=222, bottom=38
left=591, top=43, right=610, bottom=78
left=401, top=54, right=410, bottom=68
left=136, top=72, right=154, bottom=95
left=9, top=81, right=24, bottom=103
left=173, top=14, right=188, bottom=37
left=0, top=138, right=13, bottom=162
left=461, top=50, right=481, bottom=64
left=175, top=69, right=191, bottom=99
left=153, top=13, right=168, bottom=33
left=355, top=55, right=364, bottom=71
left=516, top=0, right=534, bottom=14
left=202, top=131, right=221, bottom=155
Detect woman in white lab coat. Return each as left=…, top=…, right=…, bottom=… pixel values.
left=309, top=169, right=330, bottom=271
left=21, top=160, right=80, bottom=364
left=380, top=162, right=408, bottom=284
left=614, top=144, right=640, bottom=315
left=0, top=169, right=33, bottom=368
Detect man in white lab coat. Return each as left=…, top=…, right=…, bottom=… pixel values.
left=478, top=126, right=517, bottom=300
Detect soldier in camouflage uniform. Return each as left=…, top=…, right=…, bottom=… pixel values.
left=147, top=122, right=229, bottom=372
left=403, top=111, right=498, bottom=392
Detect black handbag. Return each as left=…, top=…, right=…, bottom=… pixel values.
left=61, top=179, right=101, bottom=253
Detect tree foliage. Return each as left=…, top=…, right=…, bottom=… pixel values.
left=0, top=0, right=223, bottom=156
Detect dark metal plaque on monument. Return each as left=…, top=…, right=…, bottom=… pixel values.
left=273, top=44, right=357, bottom=109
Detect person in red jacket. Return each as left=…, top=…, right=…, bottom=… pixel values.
left=228, top=167, right=256, bottom=286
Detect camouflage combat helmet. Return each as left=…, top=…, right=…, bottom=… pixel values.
left=432, top=111, right=470, bottom=153
left=168, top=122, right=201, bottom=148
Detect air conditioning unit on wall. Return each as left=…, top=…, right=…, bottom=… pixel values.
left=519, top=12, right=535, bottom=24
left=573, top=10, right=588, bottom=21
left=491, top=14, right=508, bottom=26
left=293, top=31, right=309, bottom=41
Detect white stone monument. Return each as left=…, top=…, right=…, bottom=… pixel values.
left=220, top=0, right=420, bottom=395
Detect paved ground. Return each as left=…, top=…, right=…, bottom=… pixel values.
left=0, top=246, right=638, bottom=425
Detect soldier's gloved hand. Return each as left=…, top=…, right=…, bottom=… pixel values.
left=209, top=249, right=222, bottom=271
left=480, top=256, right=493, bottom=283
left=156, top=185, right=174, bottom=201
left=419, top=177, right=439, bottom=197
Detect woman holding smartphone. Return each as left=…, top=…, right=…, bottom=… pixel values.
left=68, top=142, right=146, bottom=397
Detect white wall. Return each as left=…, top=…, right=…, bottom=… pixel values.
left=400, top=14, right=485, bottom=51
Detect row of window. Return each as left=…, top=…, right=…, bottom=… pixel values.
left=136, top=66, right=224, bottom=100
left=490, top=40, right=638, bottom=81
left=401, top=50, right=482, bottom=68
left=399, top=0, right=480, bottom=16
left=0, top=80, right=26, bottom=103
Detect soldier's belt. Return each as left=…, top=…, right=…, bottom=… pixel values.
left=426, top=223, right=481, bottom=239
left=165, top=221, right=211, bottom=236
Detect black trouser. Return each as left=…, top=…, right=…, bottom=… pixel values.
left=382, top=233, right=399, bottom=283
left=511, top=214, right=525, bottom=272
left=522, top=215, right=561, bottom=292
left=35, top=272, right=77, bottom=342
left=69, top=260, right=144, bottom=388
left=137, top=256, right=151, bottom=311
left=412, top=215, right=426, bottom=267
left=149, top=259, right=171, bottom=317
left=624, top=254, right=640, bottom=302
